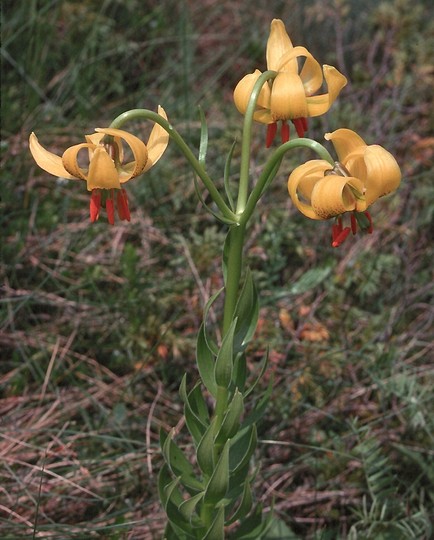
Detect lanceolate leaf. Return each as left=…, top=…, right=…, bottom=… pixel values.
left=215, top=389, right=244, bottom=445
left=203, top=506, right=225, bottom=540
left=163, top=477, right=199, bottom=538
left=161, top=429, right=203, bottom=492
left=233, top=268, right=259, bottom=353
left=229, top=424, right=257, bottom=474
left=223, top=141, right=237, bottom=212
left=196, top=323, right=218, bottom=398
left=226, top=479, right=253, bottom=525
left=242, top=377, right=273, bottom=428
left=214, top=319, right=236, bottom=388
left=179, top=375, right=207, bottom=446
left=198, top=106, right=208, bottom=166
left=197, top=416, right=218, bottom=477
left=243, top=348, right=269, bottom=399
left=204, top=440, right=230, bottom=504
left=178, top=491, right=205, bottom=522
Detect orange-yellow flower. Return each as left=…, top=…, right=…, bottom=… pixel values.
left=29, top=106, right=169, bottom=224
left=287, top=129, right=401, bottom=246
left=233, top=19, right=347, bottom=146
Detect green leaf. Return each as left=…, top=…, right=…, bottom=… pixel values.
left=243, top=348, right=269, bottom=399
left=223, top=141, right=237, bottom=211
left=158, top=463, right=174, bottom=508
left=233, top=353, right=247, bottom=394
left=187, top=381, right=210, bottom=425
left=163, top=477, right=198, bottom=537
left=204, top=440, right=230, bottom=504
left=161, top=429, right=203, bottom=492
left=232, top=504, right=273, bottom=539
left=198, top=106, right=208, bottom=166
left=202, top=288, right=224, bottom=355
left=197, top=417, right=218, bottom=476
left=233, top=268, right=259, bottom=353
left=214, top=319, right=236, bottom=388
left=179, top=376, right=207, bottom=446
left=178, top=492, right=205, bottom=522
left=215, top=389, right=244, bottom=445
left=229, top=424, right=257, bottom=474
left=226, top=479, right=253, bottom=525
left=203, top=506, right=225, bottom=540
left=196, top=323, right=218, bottom=398
left=242, top=376, right=273, bottom=428
left=192, top=174, right=237, bottom=225
left=231, top=503, right=262, bottom=538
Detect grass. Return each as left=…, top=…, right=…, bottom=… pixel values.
left=1, top=0, right=433, bottom=538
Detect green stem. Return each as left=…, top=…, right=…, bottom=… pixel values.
left=109, top=109, right=237, bottom=224
left=222, top=223, right=246, bottom=335
left=240, top=138, right=335, bottom=225
left=236, top=70, right=277, bottom=215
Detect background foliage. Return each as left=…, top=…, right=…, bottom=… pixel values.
left=1, top=0, right=433, bottom=538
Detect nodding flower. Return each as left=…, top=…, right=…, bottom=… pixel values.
left=29, top=106, right=169, bottom=224
left=233, top=19, right=347, bottom=146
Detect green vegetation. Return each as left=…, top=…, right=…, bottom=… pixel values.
left=1, top=0, right=433, bottom=538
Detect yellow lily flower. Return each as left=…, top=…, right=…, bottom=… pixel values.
left=29, top=106, right=169, bottom=224
left=233, top=19, right=347, bottom=146
left=287, top=128, right=401, bottom=247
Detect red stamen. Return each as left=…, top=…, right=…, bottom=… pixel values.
left=281, top=121, right=290, bottom=143
left=117, top=189, right=131, bottom=221
left=364, top=211, right=373, bottom=234
left=332, top=226, right=351, bottom=248
left=292, top=117, right=306, bottom=138
left=337, top=217, right=343, bottom=233
left=266, top=122, right=278, bottom=147
left=351, top=213, right=357, bottom=235
left=106, top=191, right=115, bottom=225
left=332, top=224, right=341, bottom=244
left=90, top=190, right=101, bottom=222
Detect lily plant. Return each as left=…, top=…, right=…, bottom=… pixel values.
left=29, top=18, right=401, bottom=539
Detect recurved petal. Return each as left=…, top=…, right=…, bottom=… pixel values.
left=325, top=128, right=366, bottom=162
left=270, top=71, right=308, bottom=119
left=29, top=132, right=75, bottom=179
left=363, top=145, right=401, bottom=205
left=233, top=71, right=273, bottom=123
left=62, top=143, right=93, bottom=180
left=310, top=174, right=366, bottom=219
left=305, top=66, right=347, bottom=117
left=95, top=127, right=148, bottom=181
left=266, top=19, right=296, bottom=72
left=288, top=160, right=331, bottom=220
left=278, top=46, right=323, bottom=94
left=87, top=147, right=121, bottom=191
left=143, top=105, right=169, bottom=173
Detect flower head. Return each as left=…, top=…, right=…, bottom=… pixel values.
left=233, top=19, right=347, bottom=146
left=287, top=128, right=401, bottom=246
left=29, top=106, right=169, bottom=224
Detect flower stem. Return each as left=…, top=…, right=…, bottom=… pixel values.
left=236, top=70, right=277, bottom=215
left=241, top=138, right=335, bottom=225
left=222, top=223, right=246, bottom=335
left=109, top=109, right=237, bottom=224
